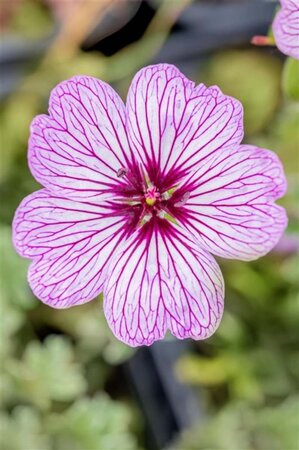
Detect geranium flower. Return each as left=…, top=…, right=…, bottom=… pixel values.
left=273, top=0, right=299, bottom=60
left=13, top=64, right=287, bottom=346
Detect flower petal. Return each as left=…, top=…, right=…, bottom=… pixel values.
left=174, top=145, right=287, bottom=261
left=29, top=76, right=133, bottom=202
left=273, top=0, right=299, bottom=60
left=12, top=190, right=127, bottom=308
left=126, top=63, right=243, bottom=185
left=103, top=220, right=224, bottom=347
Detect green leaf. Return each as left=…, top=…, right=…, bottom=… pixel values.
left=0, top=225, right=36, bottom=310
left=0, top=406, right=51, bottom=450
left=216, top=312, right=248, bottom=346
left=47, top=394, right=139, bottom=450
left=175, top=354, right=242, bottom=386
left=0, top=303, right=23, bottom=360
left=0, top=227, right=28, bottom=359
left=175, top=398, right=299, bottom=450
left=256, top=397, right=299, bottom=450
left=225, top=261, right=274, bottom=304
left=282, top=57, right=299, bottom=101
left=7, top=336, right=87, bottom=410
left=0, top=372, right=14, bottom=408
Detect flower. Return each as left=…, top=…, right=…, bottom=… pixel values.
left=273, top=0, right=299, bottom=60
left=13, top=64, right=287, bottom=347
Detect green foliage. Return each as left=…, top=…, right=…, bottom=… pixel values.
left=175, top=398, right=299, bottom=450
left=0, top=226, right=34, bottom=364
left=47, top=395, right=138, bottom=450
left=0, top=225, right=36, bottom=310
left=282, top=57, right=299, bottom=101
left=0, top=396, right=139, bottom=450
left=0, top=407, right=51, bottom=450
left=6, top=336, right=87, bottom=410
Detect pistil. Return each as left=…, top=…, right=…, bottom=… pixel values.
left=145, top=186, right=160, bottom=206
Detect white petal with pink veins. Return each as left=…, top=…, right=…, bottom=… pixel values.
left=103, top=222, right=224, bottom=346
left=177, top=145, right=287, bottom=260
left=13, top=190, right=127, bottom=307
left=29, top=76, right=133, bottom=202
left=273, top=0, right=299, bottom=60
left=126, top=64, right=243, bottom=182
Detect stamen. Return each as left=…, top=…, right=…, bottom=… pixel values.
left=139, top=214, right=152, bottom=226
left=174, top=192, right=190, bottom=207
left=145, top=186, right=160, bottom=206
left=157, top=210, right=166, bottom=219
left=161, top=191, right=171, bottom=201
left=161, top=185, right=179, bottom=201
left=117, top=167, right=129, bottom=178
left=157, top=209, right=178, bottom=224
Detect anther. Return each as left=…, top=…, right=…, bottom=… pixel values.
left=145, top=186, right=160, bottom=206
left=174, top=192, right=190, bottom=207
left=117, top=167, right=129, bottom=178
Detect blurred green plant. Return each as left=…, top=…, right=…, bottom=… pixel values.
left=0, top=406, right=51, bottom=450
left=47, top=395, right=138, bottom=450
left=6, top=336, right=87, bottom=410
left=282, top=58, right=299, bottom=101
left=175, top=397, right=299, bottom=450
left=0, top=395, right=139, bottom=450
left=0, top=226, right=35, bottom=368
left=0, top=226, right=35, bottom=310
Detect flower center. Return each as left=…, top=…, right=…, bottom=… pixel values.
left=115, top=166, right=190, bottom=228
left=145, top=186, right=160, bottom=206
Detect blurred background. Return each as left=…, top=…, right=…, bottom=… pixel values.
left=0, top=1, right=299, bottom=449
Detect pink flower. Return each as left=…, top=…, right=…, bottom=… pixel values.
left=13, top=64, right=287, bottom=347
left=273, top=0, right=299, bottom=60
